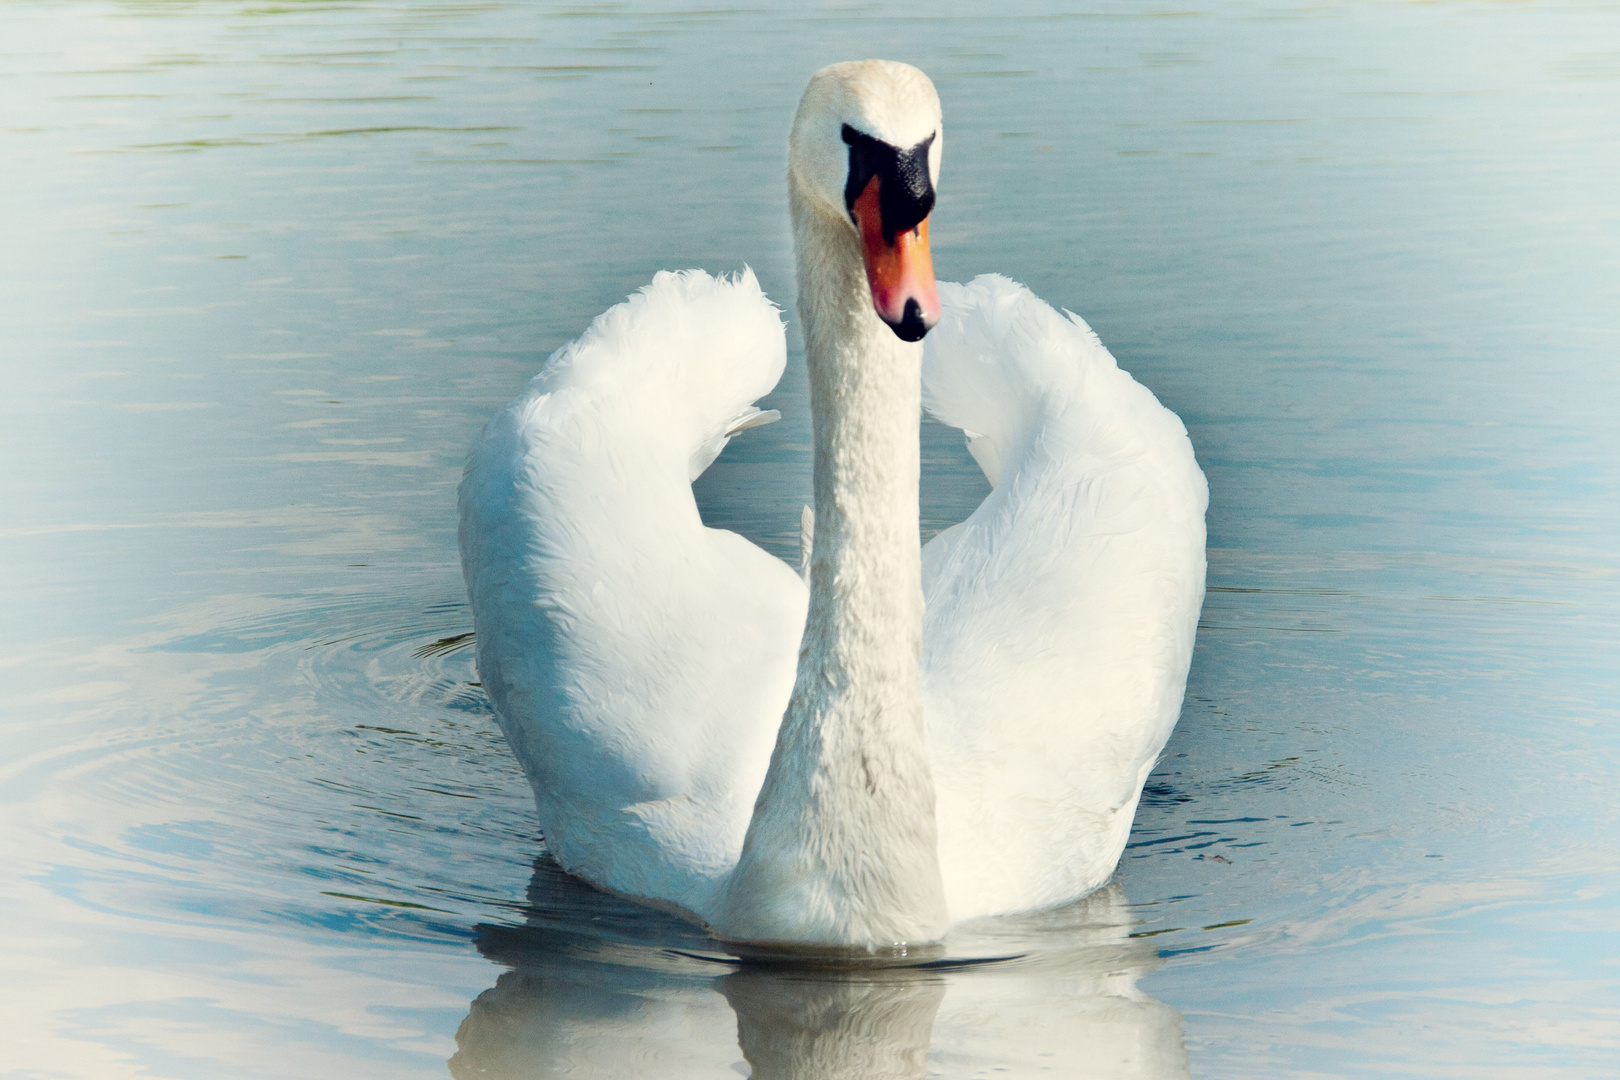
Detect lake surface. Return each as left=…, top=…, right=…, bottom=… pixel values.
left=2, top=1, right=1617, bottom=1076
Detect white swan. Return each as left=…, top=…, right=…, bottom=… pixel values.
left=459, top=60, right=1206, bottom=949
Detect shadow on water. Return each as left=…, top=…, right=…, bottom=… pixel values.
left=452, top=858, right=1189, bottom=1078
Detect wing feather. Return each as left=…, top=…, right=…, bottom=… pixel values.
left=459, top=270, right=807, bottom=921
left=920, top=275, right=1208, bottom=919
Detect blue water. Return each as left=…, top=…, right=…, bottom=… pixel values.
left=2, top=1, right=1617, bottom=1076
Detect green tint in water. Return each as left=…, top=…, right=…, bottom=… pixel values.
left=1, top=1, right=1617, bottom=1077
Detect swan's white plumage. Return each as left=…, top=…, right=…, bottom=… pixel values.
left=460, top=269, right=1206, bottom=928
left=920, top=275, right=1207, bottom=917
left=459, top=269, right=808, bottom=920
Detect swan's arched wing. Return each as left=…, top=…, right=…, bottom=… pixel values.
left=919, top=275, right=1207, bottom=920
left=458, top=270, right=807, bottom=921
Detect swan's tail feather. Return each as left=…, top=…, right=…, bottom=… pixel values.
left=799, top=505, right=815, bottom=583
left=725, top=407, right=782, bottom=437
left=690, top=405, right=781, bottom=481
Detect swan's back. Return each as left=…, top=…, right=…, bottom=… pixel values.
left=920, top=275, right=1208, bottom=919
left=459, top=270, right=807, bottom=920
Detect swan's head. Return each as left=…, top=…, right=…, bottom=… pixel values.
left=790, top=60, right=943, bottom=342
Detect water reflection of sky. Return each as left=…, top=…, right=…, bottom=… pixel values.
left=1, top=0, right=1616, bottom=1076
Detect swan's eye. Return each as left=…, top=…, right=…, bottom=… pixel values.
left=841, top=124, right=935, bottom=244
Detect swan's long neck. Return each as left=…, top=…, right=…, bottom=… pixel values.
left=716, top=177, right=947, bottom=948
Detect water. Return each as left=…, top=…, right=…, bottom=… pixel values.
left=2, top=1, right=1617, bottom=1075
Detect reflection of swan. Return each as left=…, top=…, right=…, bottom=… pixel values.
left=720, top=969, right=944, bottom=1080
left=459, top=60, right=1207, bottom=947
left=449, top=859, right=1188, bottom=1079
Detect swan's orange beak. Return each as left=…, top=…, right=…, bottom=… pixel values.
left=853, top=175, right=940, bottom=343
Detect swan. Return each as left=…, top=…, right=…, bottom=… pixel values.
left=459, top=59, right=1206, bottom=950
